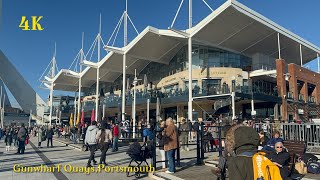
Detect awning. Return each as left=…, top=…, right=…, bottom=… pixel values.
left=52, top=0, right=320, bottom=92
left=189, top=0, right=320, bottom=65
left=52, top=69, right=95, bottom=91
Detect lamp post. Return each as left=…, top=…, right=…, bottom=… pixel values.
left=132, top=69, right=141, bottom=138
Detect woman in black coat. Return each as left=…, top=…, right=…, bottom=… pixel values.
left=266, top=142, right=291, bottom=180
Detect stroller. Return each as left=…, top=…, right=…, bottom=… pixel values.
left=126, top=141, right=153, bottom=178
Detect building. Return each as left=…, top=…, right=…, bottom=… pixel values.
left=44, top=95, right=76, bottom=124
left=0, top=50, right=46, bottom=116
left=51, top=0, right=320, bottom=123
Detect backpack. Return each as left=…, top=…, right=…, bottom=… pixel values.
left=307, top=162, right=320, bottom=174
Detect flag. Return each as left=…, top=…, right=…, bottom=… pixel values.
left=69, top=113, right=74, bottom=127
left=91, top=109, right=95, bottom=122
left=76, top=112, right=80, bottom=125
left=81, top=109, right=85, bottom=126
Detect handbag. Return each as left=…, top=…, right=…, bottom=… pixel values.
left=25, top=136, right=29, bottom=145
left=295, top=161, right=307, bottom=174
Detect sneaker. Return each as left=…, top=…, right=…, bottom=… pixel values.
left=86, top=164, right=93, bottom=168
left=165, top=170, right=174, bottom=174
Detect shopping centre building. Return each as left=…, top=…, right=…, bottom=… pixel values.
left=50, top=0, right=320, bottom=124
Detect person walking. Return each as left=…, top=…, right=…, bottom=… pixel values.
left=5, top=126, right=13, bottom=151
left=163, top=117, right=178, bottom=174
left=12, top=127, right=18, bottom=149
left=96, top=122, right=112, bottom=166
left=81, top=123, right=88, bottom=151
left=46, top=126, right=54, bottom=148
left=112, top=122, right=119, bottom=152
left=85, top=121, right=98, bottom=167
left=37, top=126, right=43, bottom=148
left=17, top=123, right=27, bottom=154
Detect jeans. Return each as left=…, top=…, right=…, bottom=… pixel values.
left=47, top=137, right=53, bottom=147
left=166, top=149, right=176, bottom=172
left=113, top=137, right=118, bottom=151
left=72, top=133, right=78, bottom=144
left=88, top=144, right=97, bottom=165
left=159, top=149, right=167, bottom=168
left=17, top=140, right=25, bottom=154
left=99, top=142, right=109, bottom=164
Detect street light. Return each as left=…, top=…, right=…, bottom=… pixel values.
left=132, top=69, right=141, bottom=139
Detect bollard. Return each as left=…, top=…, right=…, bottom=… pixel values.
left=176, top=128, right=181, bottom=167
left=152, top=128, right=156, bottom=169
left=200, top=124, right=204, bottom=161
left=218, top=122, right=222, bottom=157
left=196, top=129, right=201, bottom=165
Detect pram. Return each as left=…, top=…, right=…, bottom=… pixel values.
left=126, top=141, right=153, bottom=178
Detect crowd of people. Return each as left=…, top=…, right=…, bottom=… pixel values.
left=209, top=120, right=298, bottom=180
left=0, top=123, right=29, bottom=154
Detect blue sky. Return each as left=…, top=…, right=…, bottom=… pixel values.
left=0, top=0, right=319, bottom=108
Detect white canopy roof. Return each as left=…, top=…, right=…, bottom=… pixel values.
left=53, top=0, right=320, bottom=92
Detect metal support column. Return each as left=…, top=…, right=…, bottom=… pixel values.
left=277, top=33, right=281, bottom=59
left=300, top=44, right=303, bottom=67
left=122, top=54, right=126, bottom=122
left=232, top=92, right=236, bottom=120
left=188, top=37, right=193, bottom=122
left=147, top=98, right=150, bottom=126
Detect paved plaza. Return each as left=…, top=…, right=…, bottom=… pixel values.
left=0, top=137, right=151, bottom=180
left=1, top=136, right=320, bottom=180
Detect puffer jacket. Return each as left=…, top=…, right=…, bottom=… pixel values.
left=254, top=152, right=282, bottom=180
left=225, top=124, right=260, bottom=180
left=85, top=125, right=98, bottom=145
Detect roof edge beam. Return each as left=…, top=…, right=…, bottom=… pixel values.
left=82, top=60, right=98, bottom=68
left=169, top=28, right=190, bottom=38
left=104, top=46, right=125, bottom=55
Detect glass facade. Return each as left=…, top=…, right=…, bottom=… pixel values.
left=93, top=44, right=252, bottom=95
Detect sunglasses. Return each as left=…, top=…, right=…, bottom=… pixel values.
left=276, top=146, right=283, bottom=149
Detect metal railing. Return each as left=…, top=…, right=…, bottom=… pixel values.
left=254, top=123, right=320, bottom=151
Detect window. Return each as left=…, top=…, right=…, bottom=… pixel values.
left=202, top=79, right=221, bottom=95
left=185, top=80, right=198, bottom=89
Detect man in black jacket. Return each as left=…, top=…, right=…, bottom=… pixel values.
left=46, top=126, right=54, bottom=148
left=17, top=123, right=28, bottom=154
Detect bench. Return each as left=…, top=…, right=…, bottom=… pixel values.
left=283, top=140, right=306, bottom=172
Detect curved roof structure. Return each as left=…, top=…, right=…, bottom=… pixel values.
left=52, top=0, right=320, bottom=92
